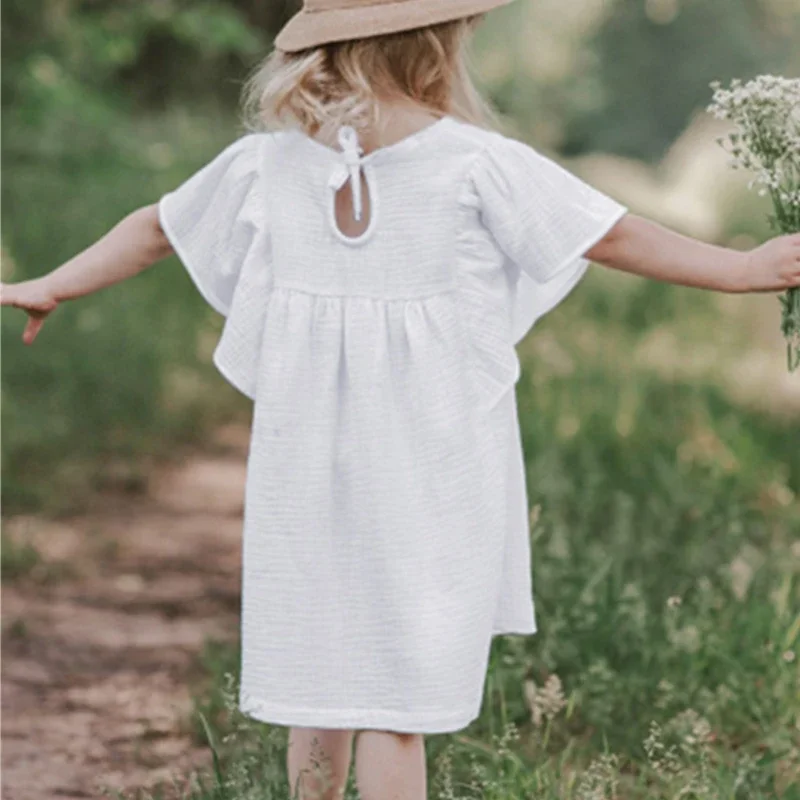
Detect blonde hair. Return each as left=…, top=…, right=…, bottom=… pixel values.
left=241, top=15, right=498, bottom=143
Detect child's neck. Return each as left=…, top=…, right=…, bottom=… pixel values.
left=317, top=101, right=443, bottom=155
left=363, top=102, right=442, bottom=153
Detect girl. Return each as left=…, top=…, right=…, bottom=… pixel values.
left=3, top=1, right=799, bottom=798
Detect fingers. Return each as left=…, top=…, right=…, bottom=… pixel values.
left=23, top=316, right=44, bottom=346
left=1, top=281, right=57, bottom=343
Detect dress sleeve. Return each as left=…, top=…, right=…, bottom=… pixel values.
left=470, top=136, right=628, bottom=343
left=157, top=133, right=267, bottom=317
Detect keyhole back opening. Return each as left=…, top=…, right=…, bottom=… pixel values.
left=329, top=168, right=378, bottom=246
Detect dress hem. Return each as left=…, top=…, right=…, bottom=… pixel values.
left=239, top=695, right=481, bottom=735
left=491, top=624, right=537, bottom=637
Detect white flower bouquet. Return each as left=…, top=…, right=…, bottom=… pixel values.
left=708, top=75, right=800, bottom=372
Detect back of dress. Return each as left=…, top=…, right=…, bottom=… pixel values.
left=157, top=115, right=627, bottom=735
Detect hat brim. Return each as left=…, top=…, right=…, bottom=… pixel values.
left=275, top=0, right=517, bottom=53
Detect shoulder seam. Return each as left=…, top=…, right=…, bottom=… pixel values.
left=244, top=131, right=279, bottom=187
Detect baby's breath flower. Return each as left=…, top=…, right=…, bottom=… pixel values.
left=708, top=74, right=800, bottom=371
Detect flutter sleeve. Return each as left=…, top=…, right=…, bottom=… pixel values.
left=157, top=133, right=267, bottom=317
left=471, top=136, right=628, bottom=344
left=158, top=133, right=275, bottom=401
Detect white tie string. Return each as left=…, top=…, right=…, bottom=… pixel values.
left=327, top=125, right=365, bottom=222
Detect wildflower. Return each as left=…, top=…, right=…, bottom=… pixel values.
left=728, top=555, right=754, bottom=601
left=524, top=673, right=566, bottom=728
left=667, top=595, right=682, bottom=608
left=655, top=678, right=675, bottom=710
left=433, top=744, right=457, bottom=800
left=668, top=623, right=701, bottom=653
left=644, top=720, right=681, bottom=778
left=783, top=650, right=796, bottom=663
left=576, top=753, right=620, bottom=800
left=672, top=709, right=712, bottom=750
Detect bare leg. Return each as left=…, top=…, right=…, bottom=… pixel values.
left=286, top=727, right=355, bottom=800
left=354, top=730, right=427, bottom=800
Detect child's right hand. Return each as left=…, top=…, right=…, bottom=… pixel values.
left=0, top=278, right=60, bottom=345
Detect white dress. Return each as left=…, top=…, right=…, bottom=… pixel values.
left=157, top=115, right=628, bottom=734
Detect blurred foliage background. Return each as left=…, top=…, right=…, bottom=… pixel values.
left=3, top=1, right=800, bottom=797
left=2, top=0, right=799, bottom=512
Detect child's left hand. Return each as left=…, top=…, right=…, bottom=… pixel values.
left=0, top=278, right=60, bottom=345
left=744, top=233, right=800, bottom=292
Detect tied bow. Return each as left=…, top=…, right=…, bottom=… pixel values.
left=327, top=125, right=365, bottom=222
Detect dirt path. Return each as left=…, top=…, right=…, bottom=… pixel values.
left=2, top=424, right=251, bottom=800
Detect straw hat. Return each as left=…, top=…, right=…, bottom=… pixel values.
left=275, top=0, right=517, bottom=53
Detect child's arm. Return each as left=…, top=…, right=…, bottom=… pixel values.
left=0, top=204, right=172, bottom=345
left=586, top=213, right=800, bottom=293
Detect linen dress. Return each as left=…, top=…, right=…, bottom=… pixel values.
left=157, top=115, right=628, bottom=734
